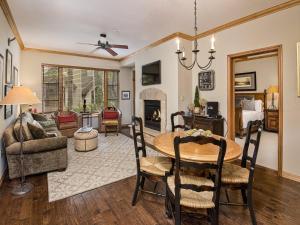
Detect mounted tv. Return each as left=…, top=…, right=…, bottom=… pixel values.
left=142, top=60, right=161, bottom=85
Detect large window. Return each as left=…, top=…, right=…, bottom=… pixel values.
left=42, top=65, right=119, bottom=113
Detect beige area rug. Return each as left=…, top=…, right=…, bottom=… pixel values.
left=47, top=133, right=158, bottom=202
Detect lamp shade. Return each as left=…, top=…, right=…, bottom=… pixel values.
left=0, top=86, right=41, bottom=105
left=267, top=85, right=279, bottom=94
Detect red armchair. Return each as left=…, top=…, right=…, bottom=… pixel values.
left=54, top=111, right=81, bottom=137
left=99, top=107, right=122, bottom=136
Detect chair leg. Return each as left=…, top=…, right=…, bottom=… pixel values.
left=225, top=189, right=230, bottom=203
left=241, top=189, right=248, bottom=204
left=132, top=174, right=141, bottom=206
left=247, top=189, right=257, bottom=225
left=175, top=203, right=181, bottom=225
left=140, top=177, right=145, bottom=190
left=165, top=190, right=172, bottom=219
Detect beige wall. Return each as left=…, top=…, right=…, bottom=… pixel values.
left=0, top=8, right=21, bottom=179
left=20, top=50, right=133, bottom=124
left=235, top=56, right=278, bottom=93
left=192, top=6, right=300, bottom=176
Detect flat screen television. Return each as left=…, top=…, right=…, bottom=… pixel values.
left=142, top=60, right=161, bottom=85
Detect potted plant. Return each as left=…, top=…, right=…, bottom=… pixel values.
left=194, top=86, right=201, bottom=113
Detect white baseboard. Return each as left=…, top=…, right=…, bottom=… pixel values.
left=282, top=171, right=300, bottom=183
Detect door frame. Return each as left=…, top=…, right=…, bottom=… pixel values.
left=227, top=45, right=283, bottom=176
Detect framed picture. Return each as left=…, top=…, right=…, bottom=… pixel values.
left=297, top=42, right=300, bottom=97
left=235, top=72, right=257, bottom=91
left=121, top=91, right=130, bottom=100
left=198, top=70, right=215, bottom=91
left=5, top=49, right=13, bottom=84
left=4, top=85, right=13, bottom=119
left=13, top=66, right=18, bottom=85
left=0, top=54, right=4, bottom=99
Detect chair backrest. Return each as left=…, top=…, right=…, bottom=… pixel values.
left=132, top=116, right=147, bottom=170
left=171, top=111, right=186, bottom=132
left=241, top=120, right=263, bottom=181
left=173, top=135, right=227, bottom=207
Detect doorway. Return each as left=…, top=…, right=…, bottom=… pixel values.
left=227, top=45, right=283, bottom=176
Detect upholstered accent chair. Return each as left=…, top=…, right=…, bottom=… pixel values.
left=53, top=111, right=81, bottom=137
left=99, top=107, right=122, bottom=136
left=220, top=120, right=263, bottom=225
left=171, top=111, right=189, bottom=132
left=165, top=135, right=227, bottom=225
left=131, top=116, right=172, bottom=206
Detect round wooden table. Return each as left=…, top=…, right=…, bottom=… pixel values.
left=153, top=131, right=242, bottom=163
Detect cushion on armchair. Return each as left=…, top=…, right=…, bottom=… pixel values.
left=57, top=114, right=76, bottom=123
left=103, top=111, right=118, bottom=120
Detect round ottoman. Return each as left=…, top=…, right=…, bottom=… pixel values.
left=74, top=129, right=98, bottom=152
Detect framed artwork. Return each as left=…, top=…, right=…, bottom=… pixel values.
left=121, top=90, right=130, bottom=100
left=198, top=70, right=215, bottom=91
left=0, top=54, right=4, bottom=99
left=4, top=85, right=13, bottom=119
left=5, top=49, right=13, bottom=84
left=297, top=42, right=300, bottom=97
left=13, top=66, right=18, bottom=85
left=235, top=72, right=257, bottom=91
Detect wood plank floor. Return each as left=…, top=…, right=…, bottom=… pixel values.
left=0, top=167, right=300, bottom=225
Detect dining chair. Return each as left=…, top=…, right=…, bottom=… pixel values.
left=220, top=120, right=263, bottom=225
left=165, top=135, right=227, bottom=225
left=131, top=116, right=172, bottom=206
left=171, top=111, right=189, bottom=132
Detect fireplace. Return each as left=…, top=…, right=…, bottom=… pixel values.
left=144, top=100, right=161, bottom=131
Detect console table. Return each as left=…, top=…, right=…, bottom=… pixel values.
left=183, top=114, right=224, bottom=136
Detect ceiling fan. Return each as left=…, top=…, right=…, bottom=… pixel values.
left=78, top=33, right=128, bottom=56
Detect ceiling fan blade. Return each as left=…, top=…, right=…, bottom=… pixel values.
left=90, top=47, right=102, bottom=53
left=77, top=42, right=98, bottom=46
left=105, top=48, right=118, bottom=56
left=109, top=44, right=128, bottom=49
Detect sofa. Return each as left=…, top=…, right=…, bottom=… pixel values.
left=3, top=112, right=68, bottom=179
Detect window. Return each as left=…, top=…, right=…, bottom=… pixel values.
left=42, top=65, right=119, bottom=113
left=42, top=65, right=59, bottom=112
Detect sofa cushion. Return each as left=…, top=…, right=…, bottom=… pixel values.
left=6, top=136, right=68, bottom=155
left=39, top=120, right=57, bottom=129
left=32, top=113, right=48, bottom=121
left=3, top=124, right=17, bottom=147
left=57, top=114, right=76, bottom=123
left=14, top=118, right=33, bottom=141
left=103, top=111, right=118, bottom=120
left=27, top=122, right=48, bottom=139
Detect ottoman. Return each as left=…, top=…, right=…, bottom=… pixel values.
left=74, top=129, right=98, bottom=152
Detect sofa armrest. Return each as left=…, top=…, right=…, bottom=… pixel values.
left=6, top=136, right=68, bottom=155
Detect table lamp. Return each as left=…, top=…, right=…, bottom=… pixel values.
left=267, top=85, right=278, bottom=110
left=0, top=86, right=41, bottom=195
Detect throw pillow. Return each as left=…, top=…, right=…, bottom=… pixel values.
left=27, top=122, right=48, bottom=139
left=38, top=120, right=57, bottom=129
left=103, top=111, right=118, bottom=120
left=57, top=114, right=76, bottom=123
left=241, top=99, right=255, bottom=111
left=14, top=118, right=33, bottom=141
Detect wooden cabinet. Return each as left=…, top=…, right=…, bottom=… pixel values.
left=183, top=114, right=224, bottom=136
left=265, top=109, right=279, bottom=132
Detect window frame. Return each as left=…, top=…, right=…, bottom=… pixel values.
left=42, top=64, right=120, bottom=113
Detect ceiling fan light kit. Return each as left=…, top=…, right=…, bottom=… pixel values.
left=78, top=33, right=128, bottom=56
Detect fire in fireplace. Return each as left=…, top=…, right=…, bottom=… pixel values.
left=144, top=100, right=161, bottom=131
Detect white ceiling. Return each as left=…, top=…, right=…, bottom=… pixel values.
left=8, top=0, right=287, bottom=58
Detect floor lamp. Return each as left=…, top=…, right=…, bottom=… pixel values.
left=0, top=86, right=41, bottom=195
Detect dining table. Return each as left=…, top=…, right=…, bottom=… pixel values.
left=152, top=130, right=242, bottom=163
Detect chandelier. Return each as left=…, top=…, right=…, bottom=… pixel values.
left=176, top=0, right=216, bottom=71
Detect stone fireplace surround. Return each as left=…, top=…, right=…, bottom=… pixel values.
left=139, top=88, right=167, bottom=133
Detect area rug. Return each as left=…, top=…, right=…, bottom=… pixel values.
left=47, top=133, right=158, bottom=202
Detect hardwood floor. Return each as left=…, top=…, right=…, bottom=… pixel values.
left=0, top=167, right=300, bottom=225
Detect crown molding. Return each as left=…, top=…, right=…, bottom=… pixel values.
left=0, top=0, right=24, bottom=49
left=193, top=0, right=300, bottom=40
left=23, top=48, right=121, bottom=62
left=121, top=0, right=300, bottom=62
